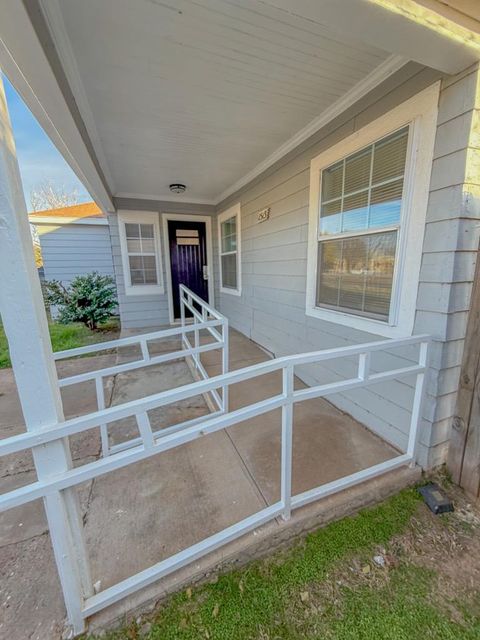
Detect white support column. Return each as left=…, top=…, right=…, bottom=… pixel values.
left=0, top=75, right=91, bottom=633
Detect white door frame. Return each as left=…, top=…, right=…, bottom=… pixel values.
left=162, top=213, right=215, bottom=324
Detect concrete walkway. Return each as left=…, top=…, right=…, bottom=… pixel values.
left=0, top=329, right=419, bottom=639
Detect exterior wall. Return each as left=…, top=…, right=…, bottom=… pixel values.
left=109, top=210, right=219, bottom=330
left=36, top=222, right=115, bottom=284
left=214, top=62, right=480, bottom=469
left=414, top=64, right=480, bottom=466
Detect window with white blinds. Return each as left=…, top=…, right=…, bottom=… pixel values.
left=316, top=127, right=409, bottom=321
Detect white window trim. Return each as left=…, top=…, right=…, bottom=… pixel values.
left=306, top=82, right=440, bottom=338
left=118, top=210, right=164, bottom=296
left=218, top=203, right=242, bottom=296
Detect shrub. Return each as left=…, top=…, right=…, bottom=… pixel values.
left=43, top=272, right=117, bottom=330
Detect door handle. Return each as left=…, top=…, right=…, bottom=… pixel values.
left=203, top=265, right=209, bottom=280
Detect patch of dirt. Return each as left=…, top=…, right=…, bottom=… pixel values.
left=392, top=482, right=480, bottom=622
left=284, top=478, right=480, bottom=629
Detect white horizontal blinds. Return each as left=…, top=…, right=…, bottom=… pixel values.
left=125, top=222, right=158, bottom=285
left=317, top=126, right=409, bottom=319
left=221, top=216, right=237, bottom=289
left=317, top=232, right=397, bottom=319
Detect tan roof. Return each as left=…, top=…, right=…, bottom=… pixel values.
left=29, top=202, right=104, bottom=219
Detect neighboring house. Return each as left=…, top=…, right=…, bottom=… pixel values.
left=28, top=202, right=115, bottom=286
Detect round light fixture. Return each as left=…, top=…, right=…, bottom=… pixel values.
left=169, top=183, right=186, bottom=194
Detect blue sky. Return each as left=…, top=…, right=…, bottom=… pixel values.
left=3, top=74, right=91, bottom=211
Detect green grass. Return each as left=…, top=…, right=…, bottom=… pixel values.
left=0, top=319, right=119, bottom=368
left=84, top=488, right=480, bottom=640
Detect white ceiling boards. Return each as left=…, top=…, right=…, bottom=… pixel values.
left=40, top=0, right=390, bottom=203
left=2, top=0, right=479, bottom=207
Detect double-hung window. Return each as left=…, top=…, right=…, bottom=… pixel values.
left=118, top=211, right=164, bottom=296
left=306, top=85, right=439, bottom=337
left=218, top=204, right=241, bottom=295
left=317, top=126, right=408, bottom=320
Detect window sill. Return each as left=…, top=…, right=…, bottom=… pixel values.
left=124, top=284, right=165, bottom=297
left=220, top=286, right=241, bottom=297
left=305, top=305, right=413, bottom=338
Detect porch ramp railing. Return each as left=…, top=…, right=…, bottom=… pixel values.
left=52, top=285, right=228, bottom=457
left=179, top=284, right=229, bottom=411
left=0, top=290, right=430, bottom=633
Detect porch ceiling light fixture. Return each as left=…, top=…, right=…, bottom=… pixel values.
left=169, top=183, right=186, bottom=194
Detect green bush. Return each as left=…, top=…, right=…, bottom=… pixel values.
left=43, top=272, right=117, bottom=330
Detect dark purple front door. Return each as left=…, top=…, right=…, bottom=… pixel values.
left=168, top=220, right=209, bottom=319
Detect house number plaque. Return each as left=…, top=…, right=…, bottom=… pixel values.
left=257, top=207, right=270, bottom=223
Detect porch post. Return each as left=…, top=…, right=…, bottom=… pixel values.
left=0, top=74, right=91, bottom=633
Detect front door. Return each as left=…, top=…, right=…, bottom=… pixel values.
left=167, top=219, right=209, bottom=319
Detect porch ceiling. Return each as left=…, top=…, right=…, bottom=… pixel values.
left=46, top=0, right=391, bottom=204
left=1, top=1, right=480, bottom=210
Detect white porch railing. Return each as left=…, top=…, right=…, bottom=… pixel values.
left=179, top=284, right=229, bottom=413
left=53, top=286, right=229, bottom=457
left=0, top=298, right=429, bottom=632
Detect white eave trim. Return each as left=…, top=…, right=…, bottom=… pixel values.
left=29, top=216, right=108, bottom=225
left=215, top=55, right=408, bottom=204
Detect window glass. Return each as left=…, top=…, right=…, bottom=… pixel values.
left=221, top=217, right=237, bottom=253
left=321, top=160, right=343, bottom=201
left=318, top=126, right=408, bottom=238
left=344, top=147, right=371, bottom=194
left=316, top=126, right=408, bottom=320
left=124, top=221, right=158, bottom=286
left=219, top=210, right=240, bottom=292
left=221, top=254, right=237, bottom=288
left=316, top=231, right=397, bottom=319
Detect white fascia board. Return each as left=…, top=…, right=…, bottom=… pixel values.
left=262, top=0, right=479, bottom=74
left=0, top=2, right=115, bottom=213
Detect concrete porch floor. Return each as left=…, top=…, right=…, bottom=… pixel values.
left=0, top=328, right=420, bottom=639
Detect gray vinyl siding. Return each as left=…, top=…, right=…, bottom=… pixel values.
left=215, top=61, right=480, bottom=469
left=108, top=213, right=169, bottom=329
left=36, top=222, right=114, bottom=284
left=108, top=211, right=218, bottom=330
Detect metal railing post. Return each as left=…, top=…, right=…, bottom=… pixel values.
left=406, top=341, right=429, bottom=466
left=180, top=287, right=185, bottom=329
left=222, top=317, right=229, bottom=412
left=95, top=376, right=109, bottom=457
left=194, top=326, right=200, bottom=370
left=358, top=352, right=371, bottom=381
left=281, top=364, right=294, bottom=521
